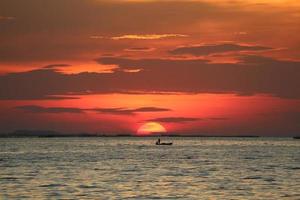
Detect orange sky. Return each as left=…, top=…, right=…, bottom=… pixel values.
left=0, top=0, right=299, bottom=135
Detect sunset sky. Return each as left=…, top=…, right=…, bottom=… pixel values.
left=0, top=0, right=300, bottom=136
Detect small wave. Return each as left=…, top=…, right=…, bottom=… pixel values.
left=1, top=176, right=18, bottom=181
left=78, top=184, right=97, bottom=189
left=175, top=156, right=195, bottom=160
left=280, top=194, right=300, bottom=198
left=122, top=169, right=138, bottom=173
left=243, top=176, right=262, bottom=180
left=263, top=165, right=277, bottom=169
left=39, top=183, right=66, bottom=188
left=207, top=167, right=217, bottom=172
left=248, top=168, right=260, bottom=172
left=243, top=157, right=256, bottom=160
left=198, top=171, right=210, bottom=177
left=285, top=166, right=300, bottom=170
left=264, top=177, right=276, bottom=182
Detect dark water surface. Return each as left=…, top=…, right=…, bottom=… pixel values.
left=1, top=137, right=299, bottom=199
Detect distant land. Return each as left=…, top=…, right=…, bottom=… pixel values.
left=0, top=130, right=268, bottom=138
left=1, top=130, right=299, bottom=138
left=0, top=130, right=120, bottom=138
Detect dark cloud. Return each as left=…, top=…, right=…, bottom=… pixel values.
left=97, top=55, right=300, bottom=99
left=15, top=105, right=170, bottom=115
left=169, top=43, right=272, bottom=56
left=146, top=117, right=200, bottom=123
left=133, top=107, right=171, bottom=112
left=88, top=107, right=171, bottom=115
left=146, top=116, right=229, bottom=123
left=43, top=64, right=71, bottom=69
left=0, top=69, right=77, bottom=100
left=15, top=105, right=83, bottom=113
left=87, top=108, right=135, bottom=115
left=0, top=55, right=299, bottom=100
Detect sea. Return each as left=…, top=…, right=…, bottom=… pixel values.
left=0, top=137, right=299, bottom=199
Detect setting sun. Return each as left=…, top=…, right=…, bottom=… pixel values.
left=137, top=122, right=166, bottom=135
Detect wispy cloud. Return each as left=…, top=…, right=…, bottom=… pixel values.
left=146, top=116, right=229, bottom=123
left=89, top=107, right=171, bottom=115
left=170, top=43, right=272, bottom=56
left=43, top=64, right=71, bottom=69
left=134, top=107, right=171, bottom=112
left=16, top=105, right=171, bottom=115
left=90, top=34, right=188, bottom=40
left=112, top=34, right=188, bottom=40
left=15, top=105, right=83, bottom=113
left=112, top=34, right=187, bottom=40
left=88, top=108, right=134, bottom=115
left=147, top=117, right=200, bottom=123
left=124, top=47, right=155, bottom=52
left=89, top=35, right=105, bottom=39
left=234, top=31, right=248, bottom=35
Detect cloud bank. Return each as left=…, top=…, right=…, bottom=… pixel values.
left=1, top=55, right=299, bottom=100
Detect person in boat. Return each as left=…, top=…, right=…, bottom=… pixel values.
left=156, top=138, right=161, bottom=145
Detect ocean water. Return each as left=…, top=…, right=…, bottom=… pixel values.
left=0, top=137, right=299, bottom=199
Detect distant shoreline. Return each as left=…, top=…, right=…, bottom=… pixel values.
left=1, top=135, right=298, bottom=138
left=0, top=135, right=262, bottom=138
left=0, top=130, right=298, bottom=138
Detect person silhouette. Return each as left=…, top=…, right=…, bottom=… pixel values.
left=156, top=138, right=161, bottom=145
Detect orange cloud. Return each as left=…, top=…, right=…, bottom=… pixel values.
left=124, top=47, right=155, bottom=52
left=89, top=34, right=188, bottom=41
left=111, top=34, right=188, bottom=40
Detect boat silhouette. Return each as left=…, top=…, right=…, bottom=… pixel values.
left=155, top=138, right=173, bottom=145
left=156, top=142, right=173, bottom=145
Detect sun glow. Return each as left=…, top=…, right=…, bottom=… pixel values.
left=137, top=122, right=166, bottom=135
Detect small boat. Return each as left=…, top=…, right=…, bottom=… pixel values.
left=155, top=138, right=173, bottom=145
left=293, top=137, right=300, bottom=139
left=156, top=141, right=173, bottom=145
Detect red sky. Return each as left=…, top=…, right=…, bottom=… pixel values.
left=0, top=0, right=300, bottom=136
